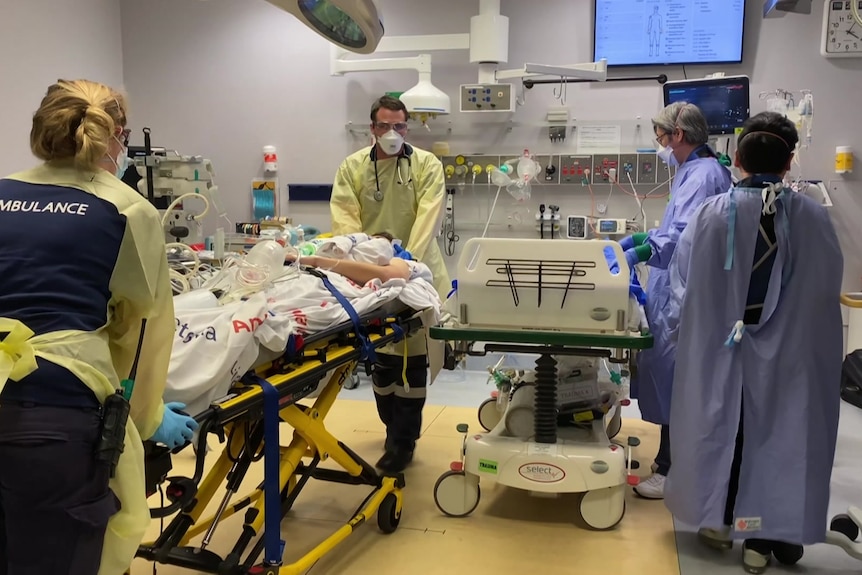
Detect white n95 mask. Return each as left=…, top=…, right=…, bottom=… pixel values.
left=657, top=145, right=679, bottom=167
left=377, top=130, right=404, bottom=156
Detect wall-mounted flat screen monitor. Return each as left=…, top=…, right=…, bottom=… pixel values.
left=594, top=0, right=746, bottom=67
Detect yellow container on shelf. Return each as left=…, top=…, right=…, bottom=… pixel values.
left=836, top=146, right=854, bottom=174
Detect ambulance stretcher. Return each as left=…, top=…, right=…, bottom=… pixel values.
left=138, top=301, right=423, bottom=575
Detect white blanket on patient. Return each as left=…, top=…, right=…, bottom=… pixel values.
left=165, top=269, right=440, bottom=417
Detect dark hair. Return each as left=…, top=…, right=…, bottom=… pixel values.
left=372, top=231, right=395, bottom=242
left=370, top=95, right=408, bottom=123
left=736, top=112, right=799, bottom=174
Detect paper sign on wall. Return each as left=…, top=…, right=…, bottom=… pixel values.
left=577, top=125, right=622, bottom=154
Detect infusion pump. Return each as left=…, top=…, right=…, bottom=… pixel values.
left=566, top=216, right=627, bottom=239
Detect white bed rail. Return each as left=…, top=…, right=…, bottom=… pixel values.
left=455, top=238, right=630, bottom=334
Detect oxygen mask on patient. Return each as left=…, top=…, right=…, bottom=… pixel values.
left=202, top=240, right=296, bottom=303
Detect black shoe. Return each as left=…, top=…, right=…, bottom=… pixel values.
left=375, top=449, right=413, bottom=473
left=375, top=451, right=396, bottom=471
left=771, top=542, right=804, bottom=566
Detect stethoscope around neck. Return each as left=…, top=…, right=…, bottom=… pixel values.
left=371, top=143, right=413, bottom=202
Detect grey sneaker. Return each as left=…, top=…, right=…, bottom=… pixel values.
left=742, top=542, right=771, bottom=574
left=698, top=526, right=733, bottom=551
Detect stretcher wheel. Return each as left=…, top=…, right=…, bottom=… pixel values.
left=377, top=492, right=401, bottom=534
left=606, top=408, right=622, bottom=439
left=433, top=470, right=481, bottom=518
left=344, top=367, right=360, bottom=390
left=477, top=398, right=503, bottom=432
left=831, top=514, right=859, bottom=541
left=578, top=485, right=626, bottom=530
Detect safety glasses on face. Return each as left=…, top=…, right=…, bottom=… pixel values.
left=118, top=128, right=131, bottom=147
left=655, top=131, right=670, bottom=146
left=373, top=121, right=408, bottom=132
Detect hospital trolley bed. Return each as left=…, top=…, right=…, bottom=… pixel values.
left=139, top=299, right=425, bottom=575
left=429, top=237, right=653, bottom=530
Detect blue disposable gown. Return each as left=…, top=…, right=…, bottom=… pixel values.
left=631, top=149, right=732, bottom=424
left=664, top=187, right=844, bottom=544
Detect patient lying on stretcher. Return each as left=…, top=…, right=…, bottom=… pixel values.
left=285, top=232, right=433, bottom=286
left=164, top=233, right=441, bottom=418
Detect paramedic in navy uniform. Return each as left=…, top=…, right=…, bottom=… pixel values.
left=0, top=79, right=197, bottom=575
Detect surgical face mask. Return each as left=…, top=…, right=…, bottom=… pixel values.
left=657, top=145, right=679, bottom=167
left=114, top=152, right=130, bottom=178
left=377, top=130, right=404, bottom=156
left=110, top=136, right=130, bottom=178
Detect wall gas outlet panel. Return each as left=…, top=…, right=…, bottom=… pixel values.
left=637, top=153, right=658, bottom=185
left=460, top=84, right=515, bottom=112
left=535, top=155, right=560, bottom=184
left=592, top=155, right=621, bottom=185
left=560, top=155, right=593, bottom=184
left=618, top=154, right=639, bottom=185
left=462, top=155, right=500, bottom=185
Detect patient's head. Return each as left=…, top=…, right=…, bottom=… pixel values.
left=371, top=231, right=396, bottom=242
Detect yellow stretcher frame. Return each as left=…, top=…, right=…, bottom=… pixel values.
left=137, top=305, right=422, bottom=574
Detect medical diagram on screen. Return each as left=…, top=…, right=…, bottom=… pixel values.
left=594, top=0, right=745, bottom=66
left=648, top=5, right=663, bottom=57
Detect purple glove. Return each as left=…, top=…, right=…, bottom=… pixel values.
left=619, top=235, right=635, bottom=251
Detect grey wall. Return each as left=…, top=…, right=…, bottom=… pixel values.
left=0, top=0, right=125, bottom=176
left=120, top=0, right=861, bottom=291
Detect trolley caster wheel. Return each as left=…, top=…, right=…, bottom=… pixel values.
left=344, top=370, right=360, bottom=390
left=578, top=486, right=626, bottom=530
left=477, top=398, right=503, bottom=432
left=377, top=492, right=401, bottom=534
left=831, top=514, right=859, bottom=541
left=434, top=470, right=481, bottom=518
left=606, top=408, right=622, bottom=439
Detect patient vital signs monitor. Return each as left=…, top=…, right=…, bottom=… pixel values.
left=593, top=0, right=746, bottom=67
left=663, top=75, right=751, bottom=135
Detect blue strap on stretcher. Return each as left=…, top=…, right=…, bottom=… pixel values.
left=248, top=374, right=285, bottom=567
left=318, top=274, right=377, bottom=363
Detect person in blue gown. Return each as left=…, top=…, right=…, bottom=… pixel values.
left=665, top=112, right=844, bottom=573
left=620, top=102, right=733, bottom=499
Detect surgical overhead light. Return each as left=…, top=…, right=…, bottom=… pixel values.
left=265, top=0, right=384, bottom=54
left=400, top=74, right=451, bottom=118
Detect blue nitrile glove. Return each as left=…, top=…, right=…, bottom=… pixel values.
left=630, top=269, right=646, bottom=305
left=619, top=235, right=635, bottom=251
left=624, top=248, right=640, bottom=269
left=604, top=250, right=621, bottom=275
left=393, top=243, right=413, bottom=261
left=151, top=402, right=199, bottom=449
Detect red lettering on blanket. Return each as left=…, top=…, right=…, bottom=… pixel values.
left=233, top=313, right=270, bottom=333
left=290, top=309, right=308, bottom=327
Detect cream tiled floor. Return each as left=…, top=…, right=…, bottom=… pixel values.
left=132, top=399, right=679, bottom=575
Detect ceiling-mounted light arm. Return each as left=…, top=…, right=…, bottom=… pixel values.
left=496, top=59, right=609, bottom=82
left=330, top=45, right=451, bottom=118
left=375, top=34, right=470, bottom=53
left=330, top=44, right=433, bottom=76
